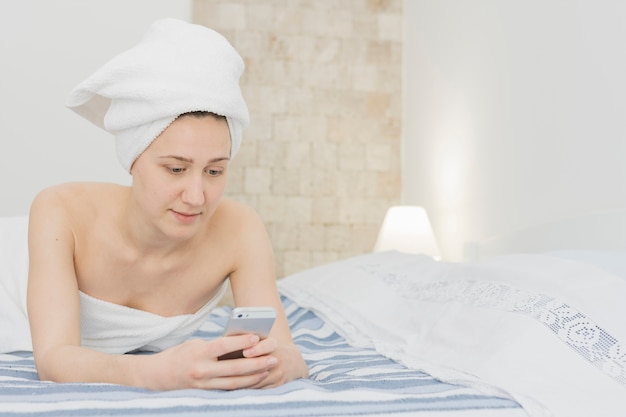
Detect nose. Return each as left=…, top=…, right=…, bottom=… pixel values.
left=181, top=174, right=205, bottom=207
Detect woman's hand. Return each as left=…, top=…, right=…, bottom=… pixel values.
left=242, top=338, right=309, bottom=388
left=142, top=335, right=279, bottom=391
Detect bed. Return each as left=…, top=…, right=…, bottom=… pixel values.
left=1, top=212, right=625, bottom=417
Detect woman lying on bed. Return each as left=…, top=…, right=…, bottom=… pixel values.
left=26, top=19, right=308, bottom=391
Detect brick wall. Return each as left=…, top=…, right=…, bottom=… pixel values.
left=193, top=0, right=403, bottom=278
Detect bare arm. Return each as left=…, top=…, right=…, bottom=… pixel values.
left=27, top=188, right=86, bottom=381
left=228, top=205, right=309, bottom=387
left=26, top=188, right=275, bottom=390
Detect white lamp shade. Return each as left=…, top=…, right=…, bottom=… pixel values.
left=373, top=206, right=440, bottom=258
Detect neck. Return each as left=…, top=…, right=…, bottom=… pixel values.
left=121, top=193, right=199, bottom=259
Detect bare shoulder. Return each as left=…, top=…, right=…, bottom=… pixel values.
left=208, top=198, right=270, bottom=259
left=30, top=183, right=128, bottom=230
left=29, top=183, right=128, bottom=237
left=214, top=198, right=264, bottom=229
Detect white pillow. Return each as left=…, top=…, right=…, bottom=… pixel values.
left=279, top=251, right=626, bottom=417
left=0, top=215, right=32, bottom=353
left=546, top=250, right=626, bottom=279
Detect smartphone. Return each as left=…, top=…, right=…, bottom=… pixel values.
left=218, top=307, right=277, bottom=360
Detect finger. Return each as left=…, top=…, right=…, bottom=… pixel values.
left=210, top=353, right=277, bottom=377
left=193, top=356, right=275, bottom=389
left=242, top=337, right=278, bottom=358
left=249, top=365, right=284, bottom=390
left=212, top=334, right=260, bottom=359
left=200, top=371, right=270, bottom=391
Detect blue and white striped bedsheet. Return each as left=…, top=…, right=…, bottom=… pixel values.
left=0, top=297, right=526, bottom=417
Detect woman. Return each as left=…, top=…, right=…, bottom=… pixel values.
left=27, top=19, right=308, bottom=390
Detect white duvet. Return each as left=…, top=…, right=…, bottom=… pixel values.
left=0, top=216, right=31, bottom=353
left=279, top=251, right=626, bottom=417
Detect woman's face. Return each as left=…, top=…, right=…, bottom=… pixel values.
left=130, top=114, right=231, bottom=237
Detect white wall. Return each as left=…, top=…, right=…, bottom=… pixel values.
left=0, top=0, right=191, bottom=216
left=403, top=0, right=626, bottom=260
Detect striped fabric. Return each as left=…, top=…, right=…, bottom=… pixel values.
left=0, top=297, right=526, bottom=417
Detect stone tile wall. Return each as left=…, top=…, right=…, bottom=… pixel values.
left=193, top=0, right=402, bottom=278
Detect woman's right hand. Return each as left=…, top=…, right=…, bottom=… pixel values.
left=141, top=335, right=278, bottom=390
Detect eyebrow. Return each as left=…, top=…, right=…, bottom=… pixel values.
left=158, top=155, right=230, bottom=163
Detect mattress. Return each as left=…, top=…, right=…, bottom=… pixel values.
left=0, top=296, right=526, bottom=417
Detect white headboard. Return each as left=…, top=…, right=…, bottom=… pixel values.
left=475, top=209, right=626, bottom=260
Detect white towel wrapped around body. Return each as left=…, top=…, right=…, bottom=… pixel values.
left=79, top=283, right=227, bottom=354
left=66, top=18, right=249, bottom=172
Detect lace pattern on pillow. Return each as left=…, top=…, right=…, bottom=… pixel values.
left=361, top=263, right=626, bottom=386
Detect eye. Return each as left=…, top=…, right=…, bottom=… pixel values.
left=167, top=166, right=186, bottom=175
left=206, top=168, right=223, bottom=176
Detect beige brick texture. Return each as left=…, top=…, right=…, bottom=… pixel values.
left=193, top=0, right=402, bottom=278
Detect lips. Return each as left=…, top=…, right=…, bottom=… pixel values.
left=171, top=210, right=201, bottom=224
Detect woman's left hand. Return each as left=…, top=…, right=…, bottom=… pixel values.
left=237, top=337, right=308, bottom=388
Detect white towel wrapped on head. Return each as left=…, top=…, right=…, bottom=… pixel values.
left=66, top=18, right=249, bottom=172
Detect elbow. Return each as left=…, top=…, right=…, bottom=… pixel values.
left=32, top=347, right=68, bottom=383
left=33, top=352, right=55, bottom=382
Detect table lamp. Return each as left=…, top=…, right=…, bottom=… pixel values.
left=373, top=205, right=441, bottom=259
